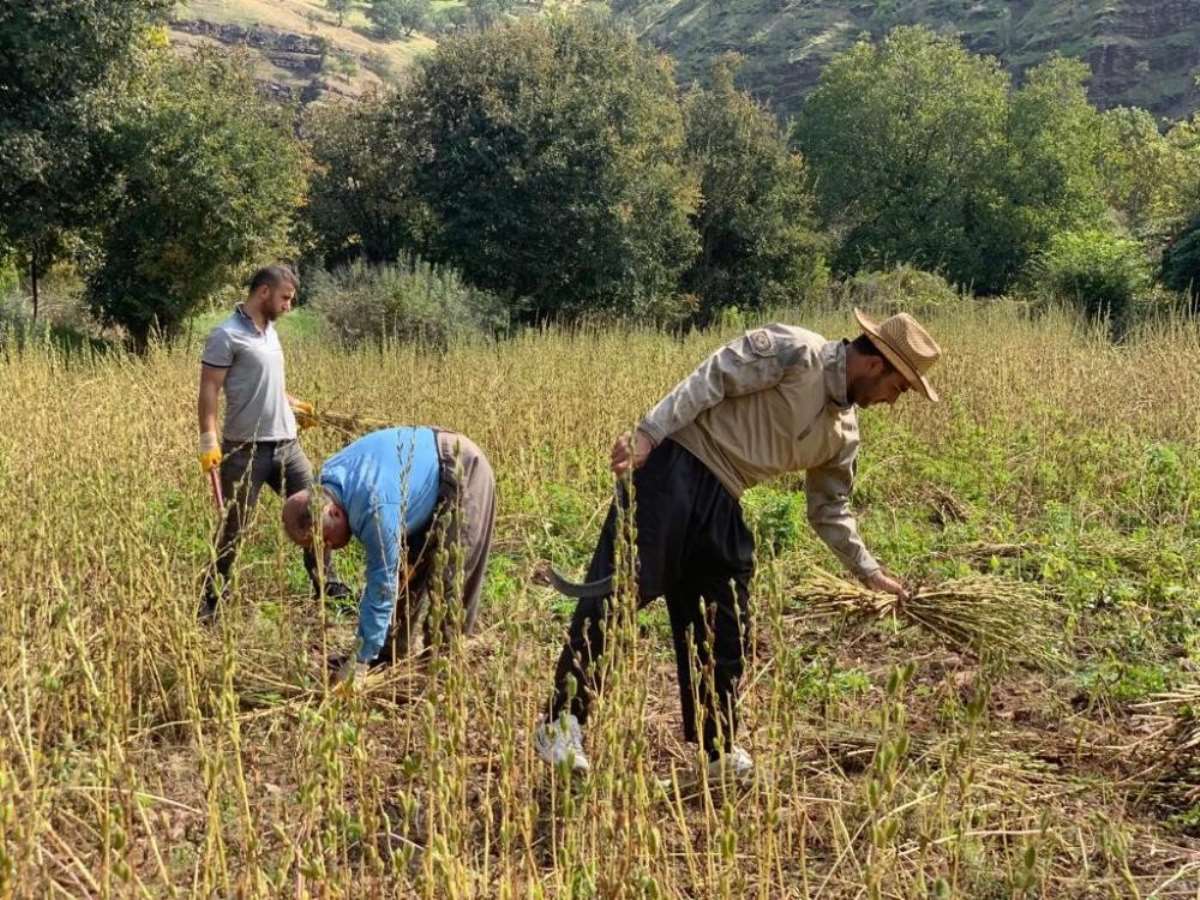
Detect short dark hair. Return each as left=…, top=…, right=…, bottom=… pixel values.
left=248, top=264, right=299, bottom=295
left=850, top=333, right=897, bottom=371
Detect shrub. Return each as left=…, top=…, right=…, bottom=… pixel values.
left=0, top=293, right=37, bottom=348
left=1027, top=229, right=1152, bottom=330
left=308, top=257, right=509, bottom=347
left=837, top=264, right=963, bottom=316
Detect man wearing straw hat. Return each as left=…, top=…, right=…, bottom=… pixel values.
left=281, top=426, right=496, bottom=683
left=535, top=309, right=942, bottom=780
left=197, top=264, right=349, bottom=621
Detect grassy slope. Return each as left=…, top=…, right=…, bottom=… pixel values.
left=170, top=0, right=437, bottom=96
left=3, top=305, right=1200, bottom=894
left=620, top=0, right=1200, bottom=121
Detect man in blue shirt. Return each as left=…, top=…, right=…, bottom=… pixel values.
left=281, top=426, right=496, bottom=681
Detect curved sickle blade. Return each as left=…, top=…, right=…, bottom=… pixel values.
left=533, top=561, right=613, bottom=599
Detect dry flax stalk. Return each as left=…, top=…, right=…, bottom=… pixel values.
left=791, top=569, right=1062, bottom=669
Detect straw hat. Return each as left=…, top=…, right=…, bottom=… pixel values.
left=853, top=308, right=942, bottom=402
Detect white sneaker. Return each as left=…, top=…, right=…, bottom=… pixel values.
left=705, top=744, right=753, bottom=782
left=534, top=713, right=591, bottom=773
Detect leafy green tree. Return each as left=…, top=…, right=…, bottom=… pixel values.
left=1103, top=107, right=1181, bottom=240
left=467, top=0, right=514, bottom=31
left=366, top=0, right=429, bottom=38
left=0, top=0, right=171, bottom=319
left=303, top=91, right=435, bottom=266
left=404, top=15, right=698, bottom=319
left=1004, top=56, right=1111, bottom=266
left=86, top=50, right=307, bottom=350
left=681, top=54, right=827, bottom=319
left=797, top=28, right=1113, bottom=293
left=1104, top=109, right=1200, bottom=244
left=796, top=27, right=1013, bottom=291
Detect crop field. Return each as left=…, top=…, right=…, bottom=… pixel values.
left=2, top=304, right=1200, bottom=896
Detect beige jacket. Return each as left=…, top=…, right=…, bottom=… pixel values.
left=639, top=324, right=879, bottom=578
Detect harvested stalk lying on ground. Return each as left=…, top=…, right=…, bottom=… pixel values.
left=790, top=569, right=1063, bottom=669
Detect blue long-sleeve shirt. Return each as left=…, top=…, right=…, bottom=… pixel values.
left=319, top=427, right=440, bottom=662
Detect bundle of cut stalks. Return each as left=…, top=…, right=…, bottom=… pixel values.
left=1136, top=681, right=1200, bottom=804
left=791, top=569, right=1063, bottom=669
left=311, top=409, right=391, bottom=438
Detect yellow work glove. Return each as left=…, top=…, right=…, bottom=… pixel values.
left=198, top=431, right=222, bottom=474
left=292, top=399, right=319, bottom=431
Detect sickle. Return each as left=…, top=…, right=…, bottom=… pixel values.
left=533, top=562, right=614, bottom=599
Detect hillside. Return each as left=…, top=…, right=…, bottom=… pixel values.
left=168, top=0, right=436, bottom=104
left=616, top=0, right=1200, bottom=122
left=168, top=1, right=1200, bottom=120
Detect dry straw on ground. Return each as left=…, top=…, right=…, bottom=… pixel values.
left=2, top=304, right=1200, bottom=895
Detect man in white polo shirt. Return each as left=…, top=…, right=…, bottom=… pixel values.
left=197, top=264, right=348, bottom=621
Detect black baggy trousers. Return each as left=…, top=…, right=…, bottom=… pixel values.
left=549, top=439, right=754, bottom=755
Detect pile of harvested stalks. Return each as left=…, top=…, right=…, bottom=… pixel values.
left=790, top=569, right=1063, bottom=669
left=1136, top=681, right=1200, bottom=805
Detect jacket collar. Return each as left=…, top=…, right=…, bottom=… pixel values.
left=821, top=339, right=851, bottom=409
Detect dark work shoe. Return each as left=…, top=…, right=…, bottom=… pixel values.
left=198, top=593, right=220, bottom=624
left=198, top=583, right=231, bottom=623
left=317, top=580, right=353, bottom=601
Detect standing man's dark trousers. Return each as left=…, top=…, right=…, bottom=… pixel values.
left=201, top=439, right=338, bottom=611
left=374, top=430, right=497, bottom=664
left=549, top=439, right=754, bottom=756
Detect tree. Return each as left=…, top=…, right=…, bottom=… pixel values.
left=86, top=50, right=307, bottom=350
left=1004, top=56, right=1111, bottom=270
left=796, top=28, right=1112, bottom=293
left=681, top=54, right=827, bottom=320
left=404, top=15, right=698, bottom=319
left=366, top=0, right=429, bottom=38
left=796, top=27, right=1013, bottom=291
left=303, top=91, right=435, bottom=267
left=0, top=0, right=171, bottom=319
left=326, top=0, right=353, bottom=27
left=1103, top=109, right=1200, bottom=244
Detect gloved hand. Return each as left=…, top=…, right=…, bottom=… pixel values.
left=198, top=431, right=222, bottom=474
left=291, top=399, right=319, bottom=431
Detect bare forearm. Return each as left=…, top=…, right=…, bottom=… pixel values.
left=198, top=382, right=221, bottom=436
